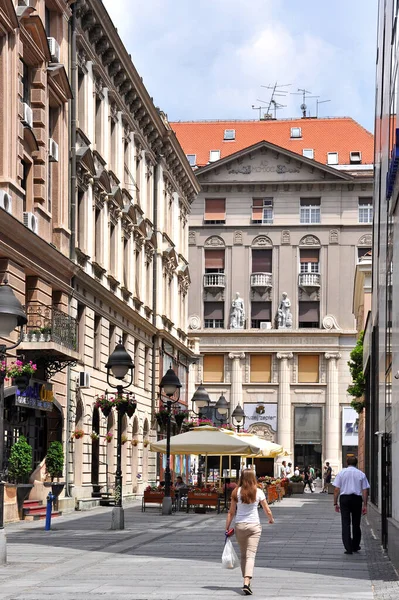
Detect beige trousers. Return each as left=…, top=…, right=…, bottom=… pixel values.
left=235, top=522, right=262, bottom=578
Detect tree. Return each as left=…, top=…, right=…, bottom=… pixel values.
left=45, top=441, right=64, bottom=481
left=8, top=436, right=33, bottom=484
left=347, top=332, right=366, bottom=413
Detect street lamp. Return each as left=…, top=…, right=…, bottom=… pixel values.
left=191, top=384, right=211, bottom=416
left=105, top=341, right=135, bottom=530
left=0, top=282, right=27, bottom=564
left=159, top=367, right=181, bottom=515
left=231, top=404, right=246, bottom=432
left=214, top=392, right=230, bottom=425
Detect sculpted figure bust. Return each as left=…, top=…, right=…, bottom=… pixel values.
left=230, top=292, right=245, bottom=329
left=276, top=292, right=292, bottom=329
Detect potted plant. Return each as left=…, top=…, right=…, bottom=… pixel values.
left=29, top=329, right=41, bottom=342
left=8, top=435, right=33, bottom=517
left=90, top=431, right=99, bottom=441
left=174, top=410, right=190, bottom=431
left=71, top=429, right=84, bottom=440
left=95, top=394, right=114, bottom=418
left=110, top=393, right=137, bottom=417
left=131, top=439, right=138, bottom=446
left=105, top=431, right=113, bottom=443
left=143, top=440, right=149, bottom=448
left=45, top=441, right=65, bottom=506
left=155, top=409, right=169, bottom=429
left=121, top=434, right=128, bottom=445
left=288, top=475, right=304, bottom=494
left=6, top=360, right=37, bottom=392
left=40, top=325, right=52, bottom=342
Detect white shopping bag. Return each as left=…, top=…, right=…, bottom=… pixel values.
left=222, top=537, right=240, bottom=569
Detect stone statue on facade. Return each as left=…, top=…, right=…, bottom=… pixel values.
left=230, top=292, right=245, bottom=329
left=276, top=292, right=292, bottom=329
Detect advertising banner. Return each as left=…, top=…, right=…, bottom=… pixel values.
left=342, top=407, right=359, bottom=446
left=15, top=379, right=54, bottom=412
left=244, top=403, right=277, bottom=432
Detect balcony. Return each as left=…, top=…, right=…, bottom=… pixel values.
left=203, top=273, right=226, bottom=288
left=250, top=272, right=273, bottom=290
left=298, top=272, right=321, bottom=290
left=18, top=303, right=80, bottom=368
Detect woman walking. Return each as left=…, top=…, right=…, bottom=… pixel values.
left=303, top=466, right=314, bottom=493
left=225, top=469, right=274, bottom=595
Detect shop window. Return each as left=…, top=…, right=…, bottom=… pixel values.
left=250, top=354, right=271, bottom=383
left=203, top=354, right=224, bottom=383
left=298, top=355, right=319, bottom=383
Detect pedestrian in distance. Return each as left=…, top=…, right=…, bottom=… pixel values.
left=333, top=456, right=370, bottom=554
left=322, top=461, right=332, bottom=493
left=280, top=460, right=287, bottom=478
left=285, top=462, right=292, bottom=478
left=303, top=465, right=314, bottom=493
left=225, top=468, right=274, bottom=596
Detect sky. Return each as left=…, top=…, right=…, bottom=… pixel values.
left=103, top=0, right=378, bottom=132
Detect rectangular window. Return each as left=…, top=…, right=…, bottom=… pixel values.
left=303, top=149, right=314, bottom=159
left=21, top=160, right=32, bottom=213
left=358, top=247, right=372, bottom=261
left=290, top=127, right=302, bottom=138
left=134, top=338, right=140, bottom=386
left=224, top=129, right=235, bottom=140
left=93, top=314, right=102, bottom=369
left=123, top=237, right=129, bottom=288
left=205, top=249, right=225, bottom=273
left=203, top=354, right=224, bottom=383
left=252, top=249, right=272, bottom=273
left=77, top=70, right=85, bottom=129
left=327, top=152, right=339, bottom=165
left=144, top=345, right=151, bottom=390
left=252, top=198, right=273, bottom=224
left=298, top=302, right=320, bottom=328
left=77, top=190, right=85, bottom=252
left=110, top=223, right=116, bottom=275
left=94, top=208, right=102, bottom=264
left=77, top=303, right=85, bottom=352
left=298, top=355, right=319, bottom=383
left=95, top=97, right=102, bottom=151
left=204, top=302, right=224, bottom=328
left=250, top=354, right=271, bottom=383
left=251, top=302, right=271, bottom=328
left=186, top=154, right=196, bottom=166
left=109, top=323, right=116, bottom=356
left=350, top=151, right=362, bottom=164
left=358, top=197, right=373, bottom=224
left=300, top=198, right=321, bottom=224
left=204, top=198, right=226, bottom=223
left=209, top=150, right=221, bottom=162
left=22, top=61, right=31, bottom=105
left=300, top=249, right=319, bottom=273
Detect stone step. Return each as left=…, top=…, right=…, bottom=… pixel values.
left=24, top=511, right=62, bottom=522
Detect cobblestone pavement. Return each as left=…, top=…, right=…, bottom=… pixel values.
left=0, top=493, right=398, bottom=599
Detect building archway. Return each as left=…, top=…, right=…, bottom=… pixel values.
left=106, top=412, right=115, bottom=491
left=142, top=418, right=149, bottom=483
left=131, top=416, right=139, bottom=492
left=74, top=397, right=84, bottom=487
left=91, top=407, right=100, bottom=491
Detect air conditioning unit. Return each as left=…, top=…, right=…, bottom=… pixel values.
left=22, top=102, right=33, bottom=128
left=23, top=211, right=38, bottom=234
left=0, top=191, right=12, bottom=214
left=260, top=321, right=272, bottom=330
left=79, top=372, right=90, bottom=389
left=49, top=138, right=59, bottom=162
left=47, top=37, right=60, bottom=63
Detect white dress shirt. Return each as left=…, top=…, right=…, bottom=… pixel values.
left=333, top=466, right=370, bottom=496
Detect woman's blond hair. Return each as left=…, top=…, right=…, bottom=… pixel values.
left=232, top=469, right=258, bottom=504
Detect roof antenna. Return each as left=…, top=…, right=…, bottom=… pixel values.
left=251, top=105, right=263, bottom=120
left=316, top=98, right=331, bottom=118
left=291, top=88, right=319, bottom=118
left=252, top=82, right=290, bottom=120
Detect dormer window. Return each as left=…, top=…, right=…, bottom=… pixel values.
left=224, top=129, right=236, bottom=140
left=327, top=152, right=339, bottom=165
left=303, top=149, right=314, bottom=159
left=350, top=151, right=362, bottom=164
left=290, top=127, right=302, bottom=138
left=186, top=154, right=196, bottom=167
left=209, top=150, right=221, bottom=162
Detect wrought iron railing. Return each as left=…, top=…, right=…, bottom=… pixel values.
left=203, top=273, right=226, bottom=287
left=23, top=303, right=78, bottom=351
left=250, top=272, right=273, bottom=287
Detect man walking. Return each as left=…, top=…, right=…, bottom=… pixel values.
left=322, top=461, right=332, bottom=493
left=333, top=456, right=370, bottom=554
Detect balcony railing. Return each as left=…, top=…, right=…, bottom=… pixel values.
left=203, top=273, right=226, bottom=288
left=250, top=272, right=273, bottom=289
left=23, top=303, right=78, bottom=351
left=298, top=273, right=321, bottom=288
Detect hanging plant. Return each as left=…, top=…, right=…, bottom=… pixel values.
left=121, top=434, right=128, bottom=445
left=143, top=440, right=149, bottom=448
left=6, top=360, right=37, bottom=379
left=174, top=410, right=190, bottom=429
left=131, top=439, right=138, bottom=447
left=90, top=432, right=99, bottom=441
left=72, top=429, right=84, bottom=440
left=105, top=431, right=113, bottom=443
left=155, top=410, right=170, bottom=428
left=94, top=394, right=114, bottom=417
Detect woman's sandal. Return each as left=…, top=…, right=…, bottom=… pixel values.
left=243, top=584, right=253, bottom=595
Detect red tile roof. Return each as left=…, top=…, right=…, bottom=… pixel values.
left=171, top=118, right=374, bottom=168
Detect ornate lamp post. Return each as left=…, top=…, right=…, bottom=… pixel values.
left=159, top=367, right=181, bottom=515
left=231, top=404, right=246, bottom=433
left=214, top=393, right=230, bottom=425
left=191, top=384, right=211, bottom=417
left=105, top=341, right=135, bottom=530
left=0, top=283, right=27, bottom=564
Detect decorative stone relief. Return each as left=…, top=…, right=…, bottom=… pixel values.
left=204, top=235, right=225, bottom=247
left=247, top=423, right=275, bottom=441
left=188, top=315, right=201, bottom=330
left=358, top=234, right=372, bottom=246
left=320, top=355, right=326, bottom=384
left=234, top=231, right=243, bottom=245
left=281, top=230, right=290, bottom=245
left=252, top=235, right=272, bottom=247
left=271, top=355, right=278, bottom=384
left=324, top=352, right=342, bottom=361
left=276, top=293, right=292, bottom=329
left=329, top=229, right=339, bottom=244
left=228, top=352, right=246, bottom=361
left=299, top=235, right=321, bottom=246
left=245, top=355, right=250, bottom=383
left=322, top=314, right=341, bottom=330
left=230, top=292, right=245, bottom=329
left=276, top=352, right=293, bottom=360
left=188, top=231, right=196, bottom=246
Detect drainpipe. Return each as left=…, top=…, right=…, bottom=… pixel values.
left=69, top=2, right=77, bottom=262
left=151, top=157, right=161, bottom=420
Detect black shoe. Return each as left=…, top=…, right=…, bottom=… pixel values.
left=243, top=585, right=253, bottom=595
left=353, top=546, right=361, bottom=552
left=344, top=550, right=353, bottom=555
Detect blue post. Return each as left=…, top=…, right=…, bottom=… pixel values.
left=45, top=492, right=54, bottom=531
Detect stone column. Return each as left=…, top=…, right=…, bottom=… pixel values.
left=228, top=353, right=245, bottom=413
left=324, top=352, right=341, bottom=473
left=277, top=353, right=293, bottom=456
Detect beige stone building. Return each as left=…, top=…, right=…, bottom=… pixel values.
left=186, top=139, right=372, bottom=476
left=0, top=0, right=199, bottom=514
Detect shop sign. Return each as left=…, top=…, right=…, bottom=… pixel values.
left=15, top=379, right=54, bottom=412
left=244, top=403, right=277, bottom=432
left=342, top=407, right=359, bottom=446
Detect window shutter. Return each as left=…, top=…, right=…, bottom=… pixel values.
left=205, top=198, right=225, bottom=220
left=300, top=197, right=321, bottom=206
left=252, top=249, right=272, bottom=272
left=250, top=354, right=271, bottom=383
left=251, top=302, right=271, bottom=320
left=300, top=249, right=319, bottom=262
left=358, top=197, right=372, bottom=205
left=299, top=302, right=320, bottom=322
left=205, top=249, right=225, bottom=269
left=204, top=302, right=224, bottom=319
left=203, top=354, right=224, bottom=383
left=252, top=198, right=263, bottom=220
left=298, top=355, right=319, bottom=383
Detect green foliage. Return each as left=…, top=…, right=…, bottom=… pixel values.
left=8, top=436, right=33, bottom=484
left=347, top=332, right=366, bottom=402
left=289, top=475, right=303, bottom=483
left=350, top=398, right=365, bottom=414
left=45, top=441, right=64, bottom=481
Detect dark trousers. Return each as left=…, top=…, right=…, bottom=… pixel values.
left=340, top=494, right=362, bottom=552
left=304, top=480, right=313, bottom=492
